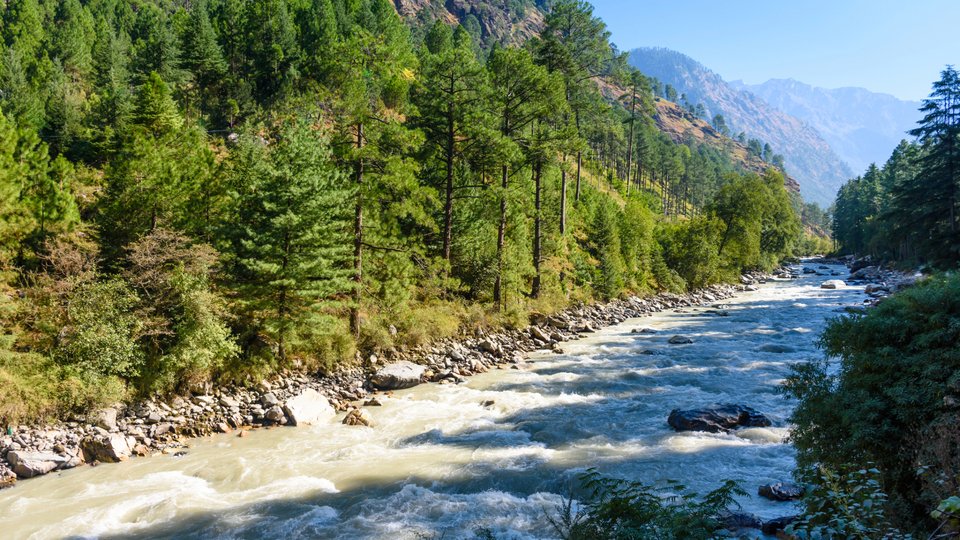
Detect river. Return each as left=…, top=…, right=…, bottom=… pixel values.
left=0, top=263, right=864, bottom=539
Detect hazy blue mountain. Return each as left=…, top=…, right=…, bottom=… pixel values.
left=730, top=78, right=920, bottom=173
left=629, top=47, right=853, bottom=206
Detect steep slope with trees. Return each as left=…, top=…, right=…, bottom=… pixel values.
left=0, top=0, right=802, bottom=423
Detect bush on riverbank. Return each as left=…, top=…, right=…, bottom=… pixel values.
left=549, top=469, right=747, bottom=539
left=784, top=272, right=960, bottom=533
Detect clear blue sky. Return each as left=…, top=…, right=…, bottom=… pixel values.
left=588, top=0, right=960, bottom=101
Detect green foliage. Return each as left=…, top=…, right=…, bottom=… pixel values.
left=56, top=278, right=143, bottom=379
left=225, top=119, right=353, bottom=363
left=833, top=67, right=960, bottom=266
left=550, top=469, right=747, bottom=540
left=784, top=273, right=960, bottom=529
left=657, top=217, right=721, bottom=289
left=787, top=466, right=909, bottom=540
left=0, top=0, right=803, bottom=422
left=124, top=229, right=237, bottom=393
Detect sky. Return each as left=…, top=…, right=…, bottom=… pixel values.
left=588, top=0, right=960, bottom=101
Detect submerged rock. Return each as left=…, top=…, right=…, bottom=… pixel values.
left=668, top=404, right=772, bottom=433
left=371, top=361, right=426, bottom=390
left=758, top=482, right=804, bottom=501
left=342, top=408, right=374, bottom=427
left=718, top=510, right=762, bottom=530
left=668, top=335, right=693, bottom=344
left=283, top=388, right=335, bottom=426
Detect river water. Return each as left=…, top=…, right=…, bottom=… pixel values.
left=0, top=264, right=865, bottom=540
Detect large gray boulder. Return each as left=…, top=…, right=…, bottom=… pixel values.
left=668, top=404, right=772, bottom=433
left=820, top=279, right=845, bottom=289
left=283, top=388, right=335, bottom=426
left=93, top=407, right=119, bottom=432
left=371, top=361, right=426, bottom=390
left=7, top=451, right=69, bottom=478
left=81, top=433, right=132, bottom=463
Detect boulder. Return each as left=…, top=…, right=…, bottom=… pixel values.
left=758, top=482, right=804, bottom=501
left=718, top=510, right=762, bottom=530
left=94, top=407, right=119, bottom=432
left=478, top=339, right=501, bottom=355
left=530, top=326, right=552, bottom=342
left=342, top=408, right=374, bottom=427
left=261, top=392, right=279, bottom=408
left=81, top=433, right=132, bottom=463
left=264, top=406, right=285, bottom=422
left=0, top=464, right=16, bottom=488
left=632, top=327, right=657, bottom=334
left=761, top=516, right=797, bottom=536
left=820, top=279, right=845, bottom=289
left=282, top=388, right=336, bottom=426
left=371, top=361, right=426, bottom=390
left=757, top=344, right=794, bottom=353
left=668, top=404, right=772, bottom=433
left=7, top=451, right=68, bottom=478
left=850, top=265, right=879, bottom=280
left=668, top=335, right=693, bottom=345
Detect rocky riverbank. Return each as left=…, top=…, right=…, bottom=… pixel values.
left=0, top=277, right=775, bottom=489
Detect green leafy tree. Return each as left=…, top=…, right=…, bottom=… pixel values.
left=226, top=120, right=352, bottom=362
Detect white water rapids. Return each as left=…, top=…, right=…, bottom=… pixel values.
left=0, top=264, right=866, bottom=539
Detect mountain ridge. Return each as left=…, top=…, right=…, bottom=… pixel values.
left=628, top=47, right=854, bottom=206
left=730, top=78, right=920, bottom=173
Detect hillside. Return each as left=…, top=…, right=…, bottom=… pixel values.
left=404, top=4, right=796, bottom=198
left=731, top=78, right=920, bottom=173
left=393, top=0, right=546, bottom=46
left=650, top=98, right=801, bottom=194
left=628, top=47, right=853, bottom=206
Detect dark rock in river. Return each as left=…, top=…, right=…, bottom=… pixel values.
left=667, top=335, right=693, bottom=344
left=718, top=510, right=762, bottom=530
left=371, top=361, right=426, bottom=390
left=668, top=404, right=772, bottom=433
left=761, top=515, right=797, bottom=535
left=759, top=482, right=804, bottom=501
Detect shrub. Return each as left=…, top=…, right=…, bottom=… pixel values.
left=550, top=469, right=746, bottom=540
left=784, top=273, right=960, bottom=528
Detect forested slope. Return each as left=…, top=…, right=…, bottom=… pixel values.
left=0, top=0, right=802, bottom=422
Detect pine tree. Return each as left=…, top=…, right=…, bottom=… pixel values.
left=895, top=66, right=960, bottom=264
left=181, top=0, right=227, bottom=116
left=486, top=46, right=562, bottom=306
left=133, top=72, right=182, bottom=136
left=414, top=23, right=492, bottom=267
left=227, top=120, right=352, bottom=361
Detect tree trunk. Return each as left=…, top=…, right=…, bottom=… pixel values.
left=494, top=164, right=508, bottom=309
left=532, top=160, right=543, bottom=299
left=442, top=100, right=455, bottom=263
left=560, top=155, right=567, bottom=235
left=625, top=87, right=637, bottom=195
left=350, top=123, right=363, bottom=339
left=575, top=150, right=582, bottom=201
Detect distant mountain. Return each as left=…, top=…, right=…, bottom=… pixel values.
left=628, top=47, right=853, bottom=206
left=730, top=79, right=920, bottom=173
